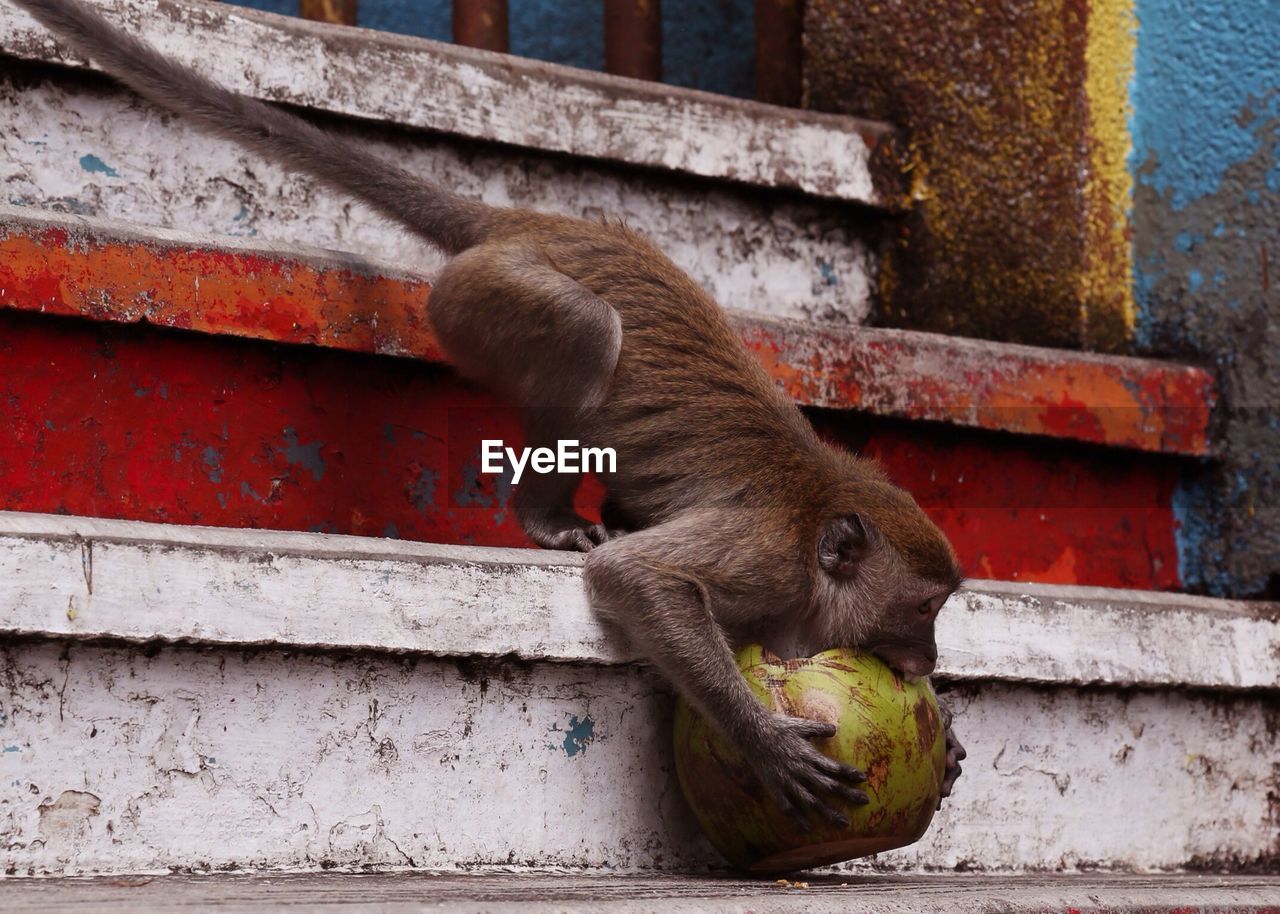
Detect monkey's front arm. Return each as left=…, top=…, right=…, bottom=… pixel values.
left=583, top=513, right=869, bottom=828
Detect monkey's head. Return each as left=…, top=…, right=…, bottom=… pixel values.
left=810, top=466, right=962, bottom=679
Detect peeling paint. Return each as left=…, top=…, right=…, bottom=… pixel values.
left=77, top=154, right=118, bottom=178
left=0, top=64, right=875, bottom=325
left=281, top=427, right=326, bottom=482
left=806, top=0, right=1136, bottom=350
left=0, top=0, right=902, bottom=206
left=202, top=445, right=224, bottom=484
left=0, top=208, right=1215, bottom=456
left=0, top=304, right=1207, bottom=586
left=1132, top=0, right=1280, bottom=596
left=408, top=467, right=438, bottom=514
left=554, top=715, right=597, bottom=758
left=0, top=640, right=1274, bottom=875
left=36, top=789, right=101, bottom=843
left=1082, top=0, right=1138, bottom=336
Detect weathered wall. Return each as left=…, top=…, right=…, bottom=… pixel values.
left=0, top=517, right=1274, bottom=870
left=3, top=640, right=1276, bottom=875
left=805, top=0, right=1278, bottom=597
left=1, top=515, right=1276, bottom=875
left=804, top=0, right=1135, bottom=351
left=1130, top=0, right=1279, bottom=597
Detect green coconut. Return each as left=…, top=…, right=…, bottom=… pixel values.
left=673, top=645, right=946, bottom=873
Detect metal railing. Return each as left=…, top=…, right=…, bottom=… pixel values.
left=296, top=0, right=803, bottom=106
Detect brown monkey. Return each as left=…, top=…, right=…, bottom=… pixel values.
left=10, top=0, right=965, bottom=826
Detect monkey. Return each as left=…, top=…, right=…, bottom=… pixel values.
left=9, top=0, right=966, bottom=828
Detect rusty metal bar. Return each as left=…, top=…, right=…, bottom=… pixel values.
left=299, top=0, right=357, bottom=26
left=754, top=0, right=802, bottom=106
left=604, top=0, right=661, bottom=82
left=453, top=0, right=509, bottom=53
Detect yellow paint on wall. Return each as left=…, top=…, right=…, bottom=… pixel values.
left=1084, top=0, right=1138, bottom=336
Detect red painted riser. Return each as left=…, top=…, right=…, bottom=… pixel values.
left=0, top=311, right=1183, bottom=589
left=0, top=213, right=1216, bottom=456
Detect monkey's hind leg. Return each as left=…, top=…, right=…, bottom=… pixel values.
left=429, top=242, right=623, bottom=551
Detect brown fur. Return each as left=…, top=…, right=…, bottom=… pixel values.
left=12, top=0, right=965, bottom=825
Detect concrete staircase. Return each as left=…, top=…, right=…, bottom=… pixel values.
left=6, top=873, right=1280, bottom=913
left=1, top=1, right=1277, bottom=908
left=1, top=511, right=1277, bottom=879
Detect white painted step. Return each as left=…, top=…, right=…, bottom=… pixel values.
left=1, top=512, right=1277, bottom=877
left=0, top=0, right=882, bottom=324
left=5, top=873, right=1280, bottom=913
left=0, top=0, right=901, bottom=206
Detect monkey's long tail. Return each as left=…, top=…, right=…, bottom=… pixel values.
left=10, top=0, right=495, bottom=254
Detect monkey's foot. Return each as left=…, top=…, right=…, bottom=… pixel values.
left=938, top=700, right=967, bottom=808
left=754, top=714, right=869, bottom=832
left=525, top=515, right=619, bottom=552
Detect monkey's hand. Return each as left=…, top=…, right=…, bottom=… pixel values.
left=525, top=513, right=617, bottom=552
left=937, top=699, right=966, bottom=808
left=752, top=714, right=869, bottom=831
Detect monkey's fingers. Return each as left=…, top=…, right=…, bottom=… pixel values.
left=779, top=716, right=838, bottom=741
left=781, top=758, right=861, bottom=826
left=538, top=527, right=599, bottom=552
left=937, top=727, right=967, bottom=807
left=939, top=702, right=954, bottom=730
left=770, top=789, right=811, bottom=834
left=811, top=752, right=867, bottom=786
left=792, top=778, right=853, bottom=829
left=558, top=523, right=623, bottom=551
left=810, top=801, right=850, bottom=830
left=940, top=753, right=965, bottom=797
left=939, top=767, right=963, bottom=804
left=818, top=776, right=871, bottom=807
left=780, top=780, right=849, bottom=831
left=584, top=523, right=612, bottom=546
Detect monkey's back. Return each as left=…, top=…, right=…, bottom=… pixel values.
left=504, top=213, right=832, bottom=525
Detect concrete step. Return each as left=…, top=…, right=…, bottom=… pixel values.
left=0, top=0, right=894, bottom=325
left=4, top=873, right=1280, bottom=913
left=2, top=512, right=1276, bottom=877
left=0, top=0, right=905, bottom=208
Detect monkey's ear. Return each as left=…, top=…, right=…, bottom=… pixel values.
left=818, top=513, right=869, bottom=579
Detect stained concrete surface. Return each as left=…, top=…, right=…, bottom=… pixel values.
left=4, top=873, right=1280, bottom=913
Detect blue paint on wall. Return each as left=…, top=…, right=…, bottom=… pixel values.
left=1131, top=0, right=1280, bottom=596
left=1171, top=477, right=1228, bottom=596
left=78, top=154, right=119, bottom=177
left=228, top=0, right=754, bottom=97
left=558, top=714, right=595, bottom=757
left=1131, top=0, right=1280, bottom=213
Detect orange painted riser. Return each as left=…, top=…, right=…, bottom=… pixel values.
left=0, top=310, right=1184, bottom=589
left=0, top=215, right=1215, bottom=456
